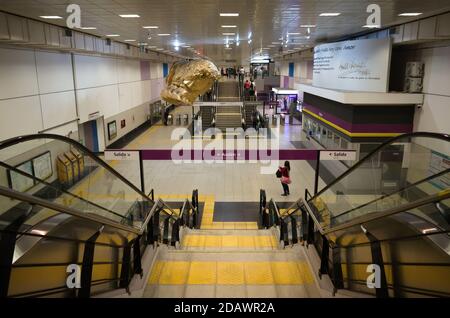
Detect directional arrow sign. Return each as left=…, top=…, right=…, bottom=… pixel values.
left=320, top=150, right=357, bottom=161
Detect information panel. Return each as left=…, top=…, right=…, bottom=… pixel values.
left=313, top=38, right=391, bottom=92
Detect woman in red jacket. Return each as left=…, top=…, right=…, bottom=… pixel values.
left=278, top=161, right=291, bottom=196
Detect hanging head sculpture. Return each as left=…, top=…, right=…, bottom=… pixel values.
left=161, top=59, right=221, bottom=105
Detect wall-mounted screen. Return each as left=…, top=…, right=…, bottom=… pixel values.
left=313, top=38, right=391, bottom=92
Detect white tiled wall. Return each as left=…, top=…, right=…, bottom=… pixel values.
left=0, top=46, right=167, bottom=152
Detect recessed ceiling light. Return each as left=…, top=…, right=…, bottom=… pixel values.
left=362, top=25, right=380, bottom=28
left=143, top=26, right=159, bottom=29
left=223, top=33, right=235, bottom=36
left=398, top=13, right=422, bottom=16
left=319, top=13, right=341, bottom=16
left=106, top=34, right=120, bottom=37
left=119, top=14, right=140, bottom=18
left=81, top=27, right=97, bottom=30
left=220, top=13, right=239, bottom=17
left=124, top=39, right=136, bottom=42
left=221, top=25, right=237, bottom=28
left=40, top=16, right=63, bottom=19
left=300, top=25, right=316, bottom=28
left=158, top=33, right=171, bottom=36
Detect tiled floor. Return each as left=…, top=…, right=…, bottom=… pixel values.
left=107, top=119, right=328, bottom=203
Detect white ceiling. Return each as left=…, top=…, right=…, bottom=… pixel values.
left=1, top=0, right=449, bottom=63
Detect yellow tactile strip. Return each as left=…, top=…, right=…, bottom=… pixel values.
left=182, top=234, right=278, bottom=249
left=148, top=260, right=315, bottom=285
left=156, top=194, right=259, bottom=230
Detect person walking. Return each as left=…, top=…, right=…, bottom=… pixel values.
left=277, top=161, right=291, bottom=196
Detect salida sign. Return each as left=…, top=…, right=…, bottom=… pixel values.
left=320, top=150, right=357, bottom=161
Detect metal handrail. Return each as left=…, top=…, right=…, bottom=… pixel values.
left=331, top=168, right=450, bottom=222
left=0, top=133, right=153, bottom=203
left=323, top=189, right=450, bottom=235
left=269, top=199, right=281, bottom=218
left=309, top=132, right=450, bottom=200
left=279, top=198, right=304, bottom=219
left=0, top=185, right=181, bottom=236
left=0, top=161, right=126, bottom=221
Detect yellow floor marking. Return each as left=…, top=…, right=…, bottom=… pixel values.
left=244, top=262, right=274, bottom=285
left=183, top=234, right=276, bottom=249
left=217, top=262, right=245, bottom=285
left=158, top=261, right=190, bottom=285
left=149, top=261, right=314, bottom=286
left=187, top=261, right=217, bottom=284
left=271, top=262, right=303, bottom=285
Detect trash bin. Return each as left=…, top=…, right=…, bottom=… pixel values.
left=57, top=154, right=73, bottom=188
left=64, top=151, right=79, bottom=182
left=70, top=148, right=85, bottom=178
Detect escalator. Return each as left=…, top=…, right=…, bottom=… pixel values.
left=264, top=132, right=450, bottom=297
left=0, top=134, right=191, bottom=297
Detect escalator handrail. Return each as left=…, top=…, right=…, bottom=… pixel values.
left=0, top=161, right=126, bottom=221
left=0, top=184, right=143, bottom=234
left=0, top=133, right=153, bottom=202
left=279, top=198, right=304, bottom=219
left=269, top=199, right=281, bottom=218
left=0, top=185, right=180, bottom=236
left=309, top=132, right=450, bottom=201
left=323, top=189, right=450, bottom=235
left=331, top=168, right=450, bottom=222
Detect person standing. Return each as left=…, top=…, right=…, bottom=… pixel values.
left=277, top=161, right=291, bottom=196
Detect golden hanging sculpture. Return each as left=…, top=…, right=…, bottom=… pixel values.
left=161, top=59, right=221, bottom=105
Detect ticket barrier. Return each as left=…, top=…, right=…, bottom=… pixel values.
left=176, top=114, right=181, bottom=126
left=56, top=154, right=73, bottom=189
left=183, top=114, right=189, bottom=125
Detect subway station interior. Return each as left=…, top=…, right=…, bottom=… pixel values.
left=0, top=0, right=449, bottom=301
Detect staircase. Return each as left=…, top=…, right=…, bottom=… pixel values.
left=244, top=104, right=257, bottom=127
left=215, top=105, right=243, bottom=132
left=199, top=106, right=214, bottom=131
left=218, top=81, right=240, bottom=102
left=143, top=228, right=321, bottom=298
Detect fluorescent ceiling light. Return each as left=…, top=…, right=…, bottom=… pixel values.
left=119, top=14, right=140, bottom=18
left=106, top=34, right=120, bottom=37
left=225, top=47, right=232, bottom=50
left=124, top=39, right=136, bottom=42
left=222, top=25, right=237, bottom=28
left=399, top=13, right=422, bottom=16
left=272, top=42, right=281, bottom=44
left=319, top=13, right=340, bottom=16
left=301, top=25, right=316, bottom=28
left=40, top=16, right=62, bottom=19
left=287, top=32, right=301, bottom=35
left=138, top=42, right=148, bottom=45
left=362, top=24, right=380, bottom=28
left=182, top=45, right=190, bottom=48
left=220, top=13, right=239, bottom=17
left=223, top=33, right=235, bottom=36
left=143, top=26, right=159, bottom=29
left=148, top=46, right=157, bottom=48
left=158, top=33, right=171, bottom=36
left=81, top=27, right=97, bottom=30
left=156, top=48, right=164, bottom=50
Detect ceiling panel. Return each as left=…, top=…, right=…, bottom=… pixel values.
left=0, top=0, right=449, bottom=63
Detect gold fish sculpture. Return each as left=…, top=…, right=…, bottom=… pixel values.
left=161, top=59, right=221, bottom=105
